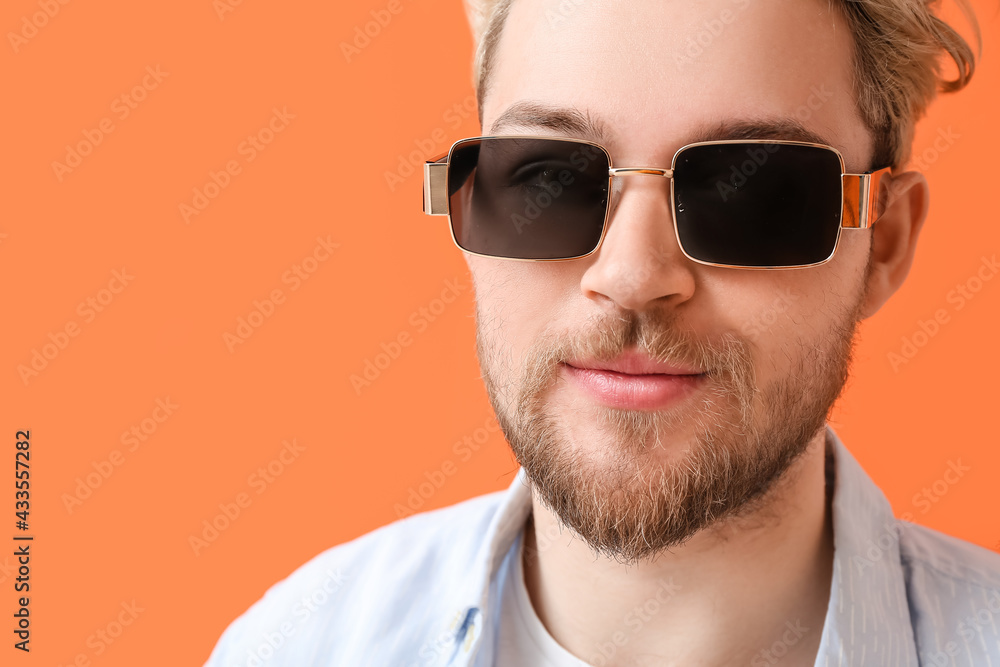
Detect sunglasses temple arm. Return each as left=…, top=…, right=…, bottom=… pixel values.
left=423, top=154, right=450, bottom=216
left=842, top=166, right=893, bottom=229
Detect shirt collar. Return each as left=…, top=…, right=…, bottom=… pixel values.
left=817, top=425, right=920, bottom=665
left=446, top=424, right=919, bottom=666
left=444, top=466, right=531, bottom=664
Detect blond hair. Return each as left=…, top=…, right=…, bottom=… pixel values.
left=463, top=0, right=981, bottom=170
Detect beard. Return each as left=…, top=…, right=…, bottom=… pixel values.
left=475, top=283, right=867, bottom=566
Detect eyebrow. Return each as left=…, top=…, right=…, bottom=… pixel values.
left=487, top=102, right=836, bottom=151
left=689, top=118, right=834, bottom=147
left=488, top=102, right=611, bottom=143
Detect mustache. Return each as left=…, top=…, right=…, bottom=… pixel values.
left=522, top=308, right=756, bottom=380
left=476, top=307, right=762, bottom=430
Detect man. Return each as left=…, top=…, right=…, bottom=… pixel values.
left=205, top=1, right=999, bottom=665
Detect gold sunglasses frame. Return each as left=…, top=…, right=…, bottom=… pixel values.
left=423, top=135, right=892, bottom=270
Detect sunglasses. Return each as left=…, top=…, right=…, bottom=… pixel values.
left=422, top=136, right=892, bottom=269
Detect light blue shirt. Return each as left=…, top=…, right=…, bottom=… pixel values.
left=204, top=425, right=1000, bottom=666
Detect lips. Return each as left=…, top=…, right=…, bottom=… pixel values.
left=563, top=348, right=704, bottom=376
left=560, top=349, right=706, bottom=411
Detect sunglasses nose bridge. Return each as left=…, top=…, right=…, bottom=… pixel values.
left=608, top=167, right=674, bottom=178
left=606, top=166, right=675, bottom=214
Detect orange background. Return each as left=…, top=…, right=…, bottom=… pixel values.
left=1, top=0, right=997, bottom=664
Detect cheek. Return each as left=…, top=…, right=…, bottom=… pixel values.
left=723, top=274, right=846, bottom=374
left=471, top=261, right=571, bottom=353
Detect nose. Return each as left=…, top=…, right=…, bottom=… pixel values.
left=579, top=172, right=697, bottom=311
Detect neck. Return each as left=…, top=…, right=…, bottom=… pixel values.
left=521, top=429, right=835, bottom=667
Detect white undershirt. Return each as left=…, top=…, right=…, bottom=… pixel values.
left=495, top=526, right=595, bottom=667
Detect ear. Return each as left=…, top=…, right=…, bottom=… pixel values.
left=858, top=170, right=930, bottom=319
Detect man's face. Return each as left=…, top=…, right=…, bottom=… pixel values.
left=469, top=0, right=876, bottom=564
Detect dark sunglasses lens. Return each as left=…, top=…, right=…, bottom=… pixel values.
left=447, top=137, right=611, bottom=260
left=673, top=143, right=843, bottom=267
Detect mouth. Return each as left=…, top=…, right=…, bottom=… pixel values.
left=561, top=354, right=707, bottom=411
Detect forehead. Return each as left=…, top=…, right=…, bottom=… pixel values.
left=483, top=0, right=872, bottom=171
